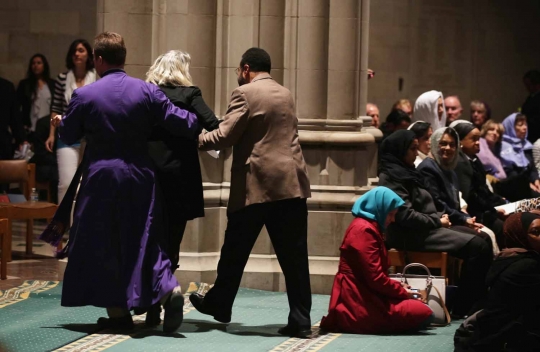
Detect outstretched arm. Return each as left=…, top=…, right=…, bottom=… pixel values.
left=198, top=88, right=250, bottom=151
left=151, top=88, right=198, bottom=139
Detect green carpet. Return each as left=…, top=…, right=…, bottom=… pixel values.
left=0, top=281, right=459, bottom=352
left=0, top=281, right=103, bottom=352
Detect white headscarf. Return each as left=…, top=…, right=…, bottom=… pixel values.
left=413, top=90, right=446, bottom=130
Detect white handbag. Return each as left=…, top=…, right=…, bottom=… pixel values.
left=390, top=263, right=451, bottom=326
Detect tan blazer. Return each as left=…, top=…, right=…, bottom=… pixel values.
left=199, top=73, right=311, bottom=213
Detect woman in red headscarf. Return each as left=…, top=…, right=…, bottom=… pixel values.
left=455, top=212, right=540, bottom=351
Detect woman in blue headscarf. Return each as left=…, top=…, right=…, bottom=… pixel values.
left=320, top=187, right=433, bottom=334
left=500, top=113, right=540, bottom=198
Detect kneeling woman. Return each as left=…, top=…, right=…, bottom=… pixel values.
left=320, top=187, right=433, bottom=334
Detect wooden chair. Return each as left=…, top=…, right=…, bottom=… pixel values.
left=388, top=249, right=448, bottom=277
left=0, top=218, right=8, bottom=279
left=0, top=161, right=58, bottom=260
left=35, top=180, right=53, bottom=203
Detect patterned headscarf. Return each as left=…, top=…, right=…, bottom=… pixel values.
left=503, top=212, right=540, bottom=249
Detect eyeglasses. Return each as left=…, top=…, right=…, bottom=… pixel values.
left=235, top=67, right=241, bottom=75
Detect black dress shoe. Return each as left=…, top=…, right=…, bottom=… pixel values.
left=97, top=316, right=134, bottom=330
left=163, top=290, right=184, bottom=333
left=145, top=303, right=162, bottom=327
left=189, top=293, right=231, bottom=323
left=278, top=325, right=312, bottom=339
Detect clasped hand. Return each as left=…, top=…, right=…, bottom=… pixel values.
left=465, top=216, right=484, bottom=233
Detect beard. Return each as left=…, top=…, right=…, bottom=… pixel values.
left=237, top=74, right=246, bottom=86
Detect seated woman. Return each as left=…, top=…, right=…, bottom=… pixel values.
left=454, top=212, right=540, bottom=352
left=477, top=119, right=506, bottom=181
left=379, top=130, right=492, bottom=317
left=451, top=120, right=506, bottom=249
left=470, top=100, right=490, bottom=131
left=320, top=187, right=433, bottom=334
left=408, top=121, right=432, bottom=167
left=498, top=113, right=540, bottom=201
left=417, top=127, right=484, bottom=233
left=412, top=90, right=446, bottom=130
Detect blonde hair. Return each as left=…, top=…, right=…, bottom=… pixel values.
left=481, top=119, right=504, bottom=141
left=392, top=99, right=412, bottom=111
left=146, top=50, right=193, bottom=86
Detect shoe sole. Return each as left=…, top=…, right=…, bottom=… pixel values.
left=163, top=293, right=184, bottom=333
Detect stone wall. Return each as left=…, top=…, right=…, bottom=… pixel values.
left=0, top=0, right=96, bottom=86
left=368, top=0, right=540, bottom=121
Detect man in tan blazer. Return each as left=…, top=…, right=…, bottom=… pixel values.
left=189, top=48, right=312, bottom=338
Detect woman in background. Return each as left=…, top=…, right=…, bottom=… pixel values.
left=320, top=187, right=433, bottom=334
left=477, top=120, right=506, bottom=181
left=45, top=39, right=97, bottom=203
left=16, top=54, right=58, bottom=201
left=408, top=121, right=432, bottom=167
left=413, top=90, right=446, bottom=130
left=470, top=100, right=491, bottom=131
left=16, top=53, right=56, bottom=142
left=498, top=113, right=540, bottom=201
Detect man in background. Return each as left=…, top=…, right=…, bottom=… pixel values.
left=445, top=95, right=463, bottom=126
left=522, top=70, right=540, bottom=143
left=366, top=103, right=380, bottom=128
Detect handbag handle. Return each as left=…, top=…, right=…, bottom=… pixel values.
left=395, top=263, right=434, bottom=288
left=402, top=263, right=433, bottom=277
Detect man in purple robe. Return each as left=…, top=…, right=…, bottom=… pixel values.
left=50, top=32, right=197, bottom=332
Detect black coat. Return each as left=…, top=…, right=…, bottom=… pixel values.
left=16, top=78, right=56, bottom=130
left=148, top=85, right=220, bottom=220
left=454, top=251, right=540, bottom=351
left=379, top=171, right=474, bottom=252
left=418, top=157, right=469, bottom=225
left=0, top=77, right=24, bottom=159
left=522, top=92, right=540, bottom=144
left=455, top=152, right=505, bottom=220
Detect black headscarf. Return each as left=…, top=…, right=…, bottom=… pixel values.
left=449, top=120, right=476, bottom=141
left=379, top=130, right=425, bottom=187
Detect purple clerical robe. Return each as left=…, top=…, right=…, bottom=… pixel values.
left=57, top=69, right=198, bottom=309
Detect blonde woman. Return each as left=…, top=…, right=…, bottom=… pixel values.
left=146, top=50, right=220, bottom=267
left=142, top=50, right=220, bottom=324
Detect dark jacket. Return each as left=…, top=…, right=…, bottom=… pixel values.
left=522, top=92, right=540, bottom=144
left=379, top=171, right=475, bottom=252
left=29, top=116, right=58, bottom=184
left=454, top=251, right=540, bottom=351
left=418, top=157, right=470, bottom=225
left=16, top=78, right=56, bottom=130
left=148, top=85, right=220, bottom=220
left=0, top=77, right=24, bottom=159
left=455, top=152, right=506, bottom=220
